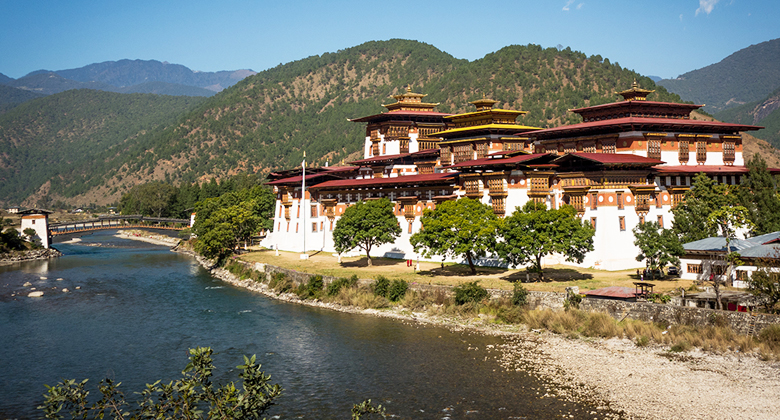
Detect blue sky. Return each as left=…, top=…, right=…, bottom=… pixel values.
left=1, top=0, right=777, bottom=80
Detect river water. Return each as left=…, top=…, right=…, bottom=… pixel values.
left=0, top=232, right=610, bottom=419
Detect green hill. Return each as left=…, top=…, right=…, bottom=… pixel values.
left=1, top=39, right=683, bottom=207
left=0, top=90, right=205, bottom=206
left=0, top=84, right=45, bottom=113
left=658, top=38, right=780, bottom=113
left=716, top=87, right=780, bottom=148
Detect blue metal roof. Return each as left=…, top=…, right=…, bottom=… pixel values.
left=683, top=231, right=780, bottom=258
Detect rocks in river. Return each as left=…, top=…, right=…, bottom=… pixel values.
left=0, top=248, right=63, bottom=263
left=40, top=276, right=47, bottom=280
left=28, top=291, right=44, bottom=297
left=23, top=282, right=32, bottom=287
left=62, top=288, right=69, bottom=293
left=56, top=278, right=64, bottom=281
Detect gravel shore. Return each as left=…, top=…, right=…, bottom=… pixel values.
left=115, top=230, right=181, bottom=247
left=119, top=232, right=780, bottom=419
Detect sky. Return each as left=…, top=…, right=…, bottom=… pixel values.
left=1, top=0, right=778, bottom=80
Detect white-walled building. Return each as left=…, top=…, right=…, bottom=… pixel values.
left=19, top=208, right=52, bottom=249
left=262, top=84, right=763, bottom=271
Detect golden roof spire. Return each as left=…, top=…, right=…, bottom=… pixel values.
left=616, top=80, right=654, bottom=101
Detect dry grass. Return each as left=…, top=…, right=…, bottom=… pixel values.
left=240, top=248, right=694, bottom=294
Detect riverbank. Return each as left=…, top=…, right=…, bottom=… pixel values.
left=115, top=230, right=182, bottom=247
left=0, top=248, right=63, bottom=265
left=118, top=232, right=780, bottom=419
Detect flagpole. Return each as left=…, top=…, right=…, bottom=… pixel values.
left=300, top=151, right=309, bottom=260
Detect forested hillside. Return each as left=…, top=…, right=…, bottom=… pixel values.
left=109, top=40, right=680, bottom=186
left=0, top=84, right=44, bottom=113
left=2, top=39, right=684, bottom=207
left=658, top=38, right=780, bottom=112
left=716, top=87, right=780, bottom=148
left=0, top=90, right=205, bottom=207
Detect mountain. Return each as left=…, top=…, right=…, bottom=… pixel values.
left=0, top=84, right=45, bottom=113
left=658, top=38, right=780, bottom=113
left=8, top=72, right=119, bottom=95
left=116, top=81, right=215, bottom=97
left=50, top=59, right=256, bottom=92
left=0, top=90, right=206, bottom=207
left=0, top=40, right=686, bottom=207
left=715, top=87, right=780, bottom=148
left=0, top=73, right=13, bottom=85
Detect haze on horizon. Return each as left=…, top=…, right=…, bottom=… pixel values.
left=1, top=0, right=778, bottom=81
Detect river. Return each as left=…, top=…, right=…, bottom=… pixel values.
left=0, top=231, right=611, bottom=419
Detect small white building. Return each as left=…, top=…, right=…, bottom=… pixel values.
left=19, top=208, right=53, bottom=249
left=680, top=231, right=780, bottom=288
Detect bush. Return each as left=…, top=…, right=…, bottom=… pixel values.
left=372, top=276, right=390, bottom=298
left=453, top=281, right=488, bottom=305
left=269, top=272, right=293, bottom=293
left=327, top=275, right=359, bottom=296
left=671, top=340, right=692, bottom=352
left=759, top=324, right=780, bottom=343
left=511, top=282, right=529, bottom=306
left=387, top=279, right=408, bottom=302
left=647, top=293, right=671, bottom=304
left=298, top=275, right=324, bottom=299
left=636, top=335, right=650, bottom=347
left=563, top=293, right=582, bottom=310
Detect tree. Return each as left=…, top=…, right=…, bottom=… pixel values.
left=333, top=198, right=401, bottom=266
left=498, top=202, right=594, bottom=281
left=39, top=347, right=282, bottom=420
left=410, top=198, right=500, bottom=275
left=748, top=257, right=780, bottom=314
left=632, top=222, right=684, bottom=279
left=706, top=205, right=755, bottom=310
left=194, top=201, right=262, bottom=262
left=672, top=172, right=738, bottom=244
left=737, top=154, right=780, bottom=235
left=119, top=182, right=177, bottom=217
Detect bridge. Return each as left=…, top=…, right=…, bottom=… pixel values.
left=49, top=215, right=190, bottom=236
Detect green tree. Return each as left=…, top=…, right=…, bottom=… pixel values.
left=706, top=205, right=755, bottom=310
left=120, top=182, right=177, bottom=217
left=498, top=202, right=594, bottom=282
left=632, top=222, right=684, bottom=279
left=748, top=257, right=780, bottom=314
left=672, top=172, right=738, bottom=244
left=737, top=154, right=780, bottom=235
left=39, top=347, right=281, bottom=420
left=194, top=201, right=261, bottom=262
left=410, top=198, right=500, bottom=275
left=333, top=198, right=401, bottom=266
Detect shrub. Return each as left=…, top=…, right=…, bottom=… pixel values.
left=636, top=335, right=650, bottom=347
left=759, top=324, right=780, bottom=343
left=496, top=306, right=525, bottom=324
left=671, top=340, right=692, bottom=352
left=387, top=279, right=409, bottom=302
left=511, top=282, right=529, bottom=306
left=269, top=272, right=292, bottom=293
left=563, top=293, right=582, bottom=310
left=298, top=275, right=324, bottom=299
left=327, top=275, right=359, bottom=296
left=372, top=276, right=390, bottom=298
left=647, top=293, right=671, bottom=304
left=453, top=281, right=488, bottom=305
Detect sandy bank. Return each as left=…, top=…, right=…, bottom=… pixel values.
left=116, top=230, right=181, bottom=247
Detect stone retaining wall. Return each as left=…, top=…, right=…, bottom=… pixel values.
left=236, top=260, right=779, bottom=335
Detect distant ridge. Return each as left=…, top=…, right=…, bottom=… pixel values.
left=49, top=59, right=255, bottom=92
left=0, top=72, right=13, bottom=85
left=658, top=38, right=780, bottom=113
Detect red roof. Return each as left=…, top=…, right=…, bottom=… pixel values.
left=311, top=172, right=458, bottom=189
left=569, top=100, right=702, bottom=114
left=349, top=110, right=452, bottom=123
left=350, top=153, right=410, bottom=165
left=266, top=167, right=359, bottom=185
left=528, top=116, right=763, bottom=138
left=654, top=165, right=750, bottom=174
left=447, top=153, right=552, bottom=169
left=584, top=286, right=637, bottom=299
left=554, top=152, right=665, bottom=166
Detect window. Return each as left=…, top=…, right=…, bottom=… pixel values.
left=454, top=144, right=474, bottom=163
left=617, top=192, right=623, bottom=210
left=312, top=222, right=317, bottom=232
left=440, top=146, right=451, bottom=163
left=590, top=193, right=598, bottom=210
left=678, top=140, right=689, bottom=163
left=602, top=141, right=616, bottom=154
left=408, top=221, right=413, bottom=234
left=657, top=215, right=664, bottom=228
left=297, top=205, right=300, bottom=218
left=295, top=223, right=299, bottom=233
left=476, top=143, right=489, bottom=159
left=647, top=139, right=661, bottom=160
left=286, top=222, right=290, bottom=232
left=723, top=141, right=735, bottom=164
left=696, top=141, right=707, bottom=163
left=311, top=205, right=318, bottom=218
left=619, top=216, right=626, bottom=231
left=320, top=221, right=324, bottom=231
left=688, top=264, right=703, bottom=274
left=590, top=217, right=597, bottom=230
